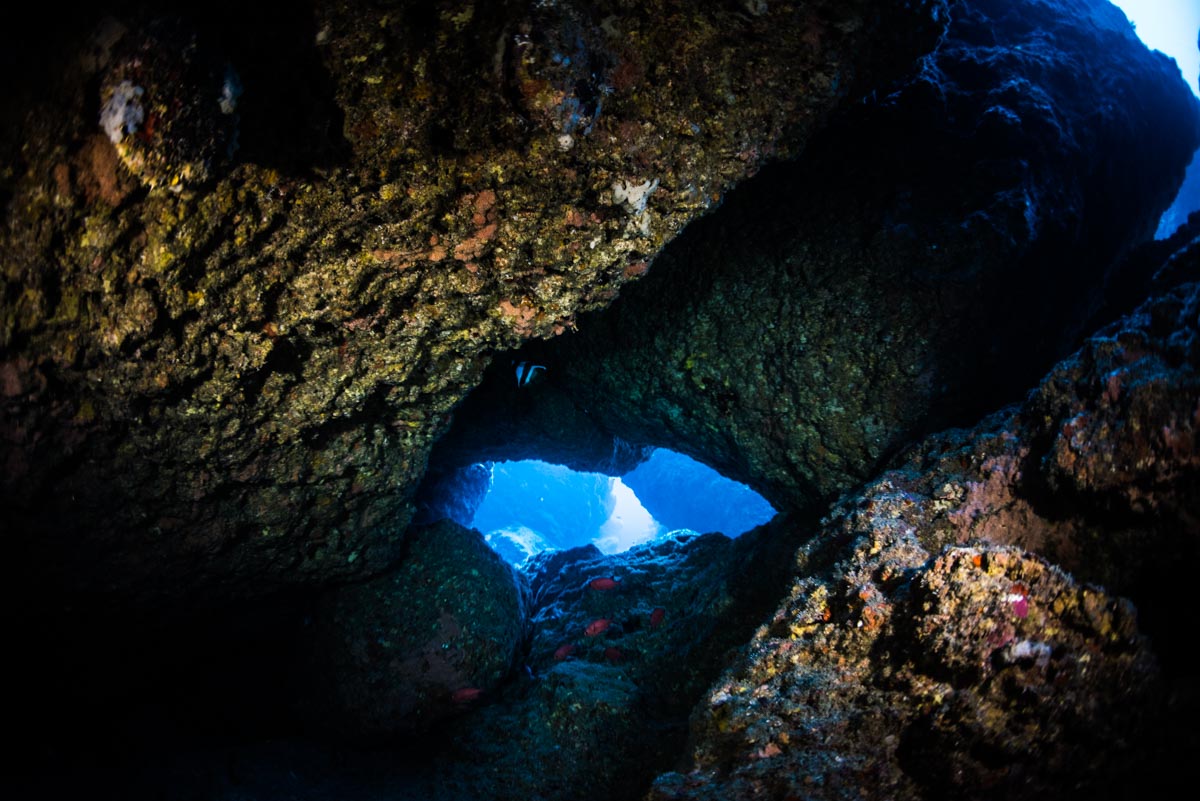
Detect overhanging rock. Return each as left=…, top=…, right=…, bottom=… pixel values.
left=0, top=0, right=949, bottom=612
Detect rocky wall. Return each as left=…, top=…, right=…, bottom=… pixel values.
left=0, top=0, right=949, bottom=613
left=648, top=258, right=1200, bottom=800
left=432, top=0, right=1200, bottom=517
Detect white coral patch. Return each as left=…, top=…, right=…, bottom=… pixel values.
left=100, top=80, right=145, bottom=144
left=612, top=177, right=659, bottom=214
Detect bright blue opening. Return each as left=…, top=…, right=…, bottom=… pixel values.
left=1108, top=0, right=1199, bottom=98
left=470, top=449, right=777, bottom=564
left=1108, top=0, right=1200, bottom=238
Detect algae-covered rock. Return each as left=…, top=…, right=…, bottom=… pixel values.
left=0, top=0, right=949, bottom=614
left=649, top=538, right=1160, bottom=801
left=433, top=0, right=1200, bottom=516
left=301, top=520, right=527, bottom=737
left=648, top=277, right=1200, bottom=800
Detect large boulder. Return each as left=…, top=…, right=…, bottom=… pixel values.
left=650, top=545, right=1162, bottom=801
left=0, top=0, right=949, bottom=614
left=649, top=272, right=1200, bottom=799
left=300, top=520, right=527, bottom=737
left=430, top=0, right=1200, bottom=516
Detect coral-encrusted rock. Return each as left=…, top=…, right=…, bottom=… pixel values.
left=435, top=0, right=1200, bottom=515
left=901, top=548, right=1151, bottom=795
left=648, top=275, right=1200, bottom=799
left=0, top=0, right=948, bottom=615
left=650, top=537, right=1161, bottom=801
left=301, top=520, right=527, bottom=737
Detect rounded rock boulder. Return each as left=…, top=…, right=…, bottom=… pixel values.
left=301, top=520, right=528, bottom=737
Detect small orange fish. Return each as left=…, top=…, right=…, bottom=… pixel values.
left=649, top=607, right=666, bottom=629
left=585, top=618, right=611, bottom=637
left=553, top=643, right=576, bottom=661
left=604, top=646, right=624, bottom=664
left=588, top=576, right=620, bottom=591
left=451, top=687, right=483, bottom=704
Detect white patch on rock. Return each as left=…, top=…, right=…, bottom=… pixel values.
left=612, top=177, right=659, bottom=214
left=100, top=80, right=145, bottom=144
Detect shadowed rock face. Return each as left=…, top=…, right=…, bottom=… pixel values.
left=0, top=0, right=949, bottom=613
left=299, top=519, right=527, bottom=737
left=325, top=515, right=812, bottom=800
left=648, top=266, right=1200, bottom=801
left=433, top=0, right=1200, bottom=515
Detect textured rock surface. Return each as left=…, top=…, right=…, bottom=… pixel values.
left=650, top=546, right=1161, bottom=801
left=388, top=517, right=811, bottom=801
left=434, top=0, right=1200, bottom=515
left=648, top=274, right=1200, bottom=800
left=0, top=0, right=948, bottom=612
left=300, top=520, right=527, bottom=736
left=2, top=1, right=1199, bottom=799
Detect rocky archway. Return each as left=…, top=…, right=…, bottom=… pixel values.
left=3, top=0, right=1200, bottom=799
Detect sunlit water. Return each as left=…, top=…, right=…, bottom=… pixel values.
left=470, top=449, right=776, bottom=563
left=1108, top=0, right=1200, bottom=237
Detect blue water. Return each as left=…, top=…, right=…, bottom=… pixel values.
left=470, top=449, right=777, bottom=563
left=1108, top=0, right=1199, bottom=98
left=1108, top=0, right=1200, bottom=238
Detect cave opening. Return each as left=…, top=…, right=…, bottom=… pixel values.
left=469, top=449, right=778, bottom=563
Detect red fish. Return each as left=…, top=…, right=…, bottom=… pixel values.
left=585, top=618, right=611, bottom=637
left=451, top=687, right=483, bottom=704
left=588, top=576, right=620, bottom=591
left=553, top=643, right=576, bottom=661
left=649, top=607, right=666, bottom=629
left=604, top=647, right=625, bottom=664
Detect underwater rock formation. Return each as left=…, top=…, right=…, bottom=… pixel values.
left=648, top=269, right=1200, bottom=799
left=0, top=0, right=948, bottom=613
left=395, top=517, right=809, bottom=800
left=301, top=519, right=527, bottom=737
left=2, top=0, right=1199, bottom=799
left=649, top=546, right=1161, bottom=801
left=436, top=0, right=1200, bottom=515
